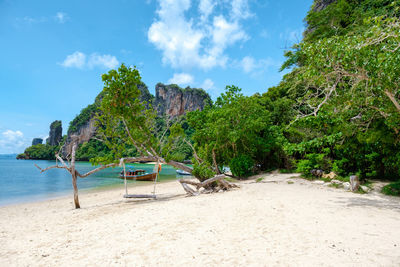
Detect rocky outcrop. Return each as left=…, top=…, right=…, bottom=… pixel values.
left=304, top=0, right=338, bottom=37
left=138, top=82, right=154, bottom=106
left=63, top=118, right=97, bottom=156
left=313, top=0, right=337, bottom=12
left=62, top=82, right=210, bottom=156
left=154, top=83, right=212, bottom=117
left=32, top=138, right=43, bottom=146
left=46, top=120, right=62, bottom=146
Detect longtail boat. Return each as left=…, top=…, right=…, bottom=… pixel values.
left=119, top=169, right=157, bottom=181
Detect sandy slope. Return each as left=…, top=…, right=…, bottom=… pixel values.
left=1, top=173, right=400, bottom=266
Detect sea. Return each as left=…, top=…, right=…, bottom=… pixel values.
left=0, top=154, right=184, bottom=206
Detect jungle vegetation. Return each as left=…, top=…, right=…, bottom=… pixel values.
left=24, top=0, right=400, bottom=195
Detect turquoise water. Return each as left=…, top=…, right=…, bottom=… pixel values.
left=0, top=155, right=186, bottom=206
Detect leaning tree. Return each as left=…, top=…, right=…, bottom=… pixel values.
left=95, top=64, right=236, bottom=196
left=36, top=64, right=236, bottom=208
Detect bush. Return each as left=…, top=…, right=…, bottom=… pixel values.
left=296, top=152, right=332, bottom=176
left=192, top=162, right=215, bottom=182
left=382, top=181, right=400, bottom=196
left=229, top=154, right=254, bottom=178
left=24, top=144, right=57, bottom=160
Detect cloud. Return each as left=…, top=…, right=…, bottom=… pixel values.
left=239, top=56, right=281, bottom=76
left=15, top=16, right=47, bottom=26
left=55, top=12, right=69, bottom=23
left=60, top=51, right=119, bottom=70
left=168, top=73, right=194, bottom=85
left=231, top=0, right=253, bottom=20
left=148, top=0, right=251, bottom=70
left=0, top=130, right=28, bottom=154
left=199, top=0, right=215, bottom=22
left=60, top=51, right=86, bottom=69
left=15, top=12, right=69, bottom=27
left=201, top=78, right=214, bottom=91
left=88, top=54, right=119, bottom=69
left=241, top=56, right=257, bottom=73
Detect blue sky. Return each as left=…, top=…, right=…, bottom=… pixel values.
left=0, top=0, right=313, bottom=154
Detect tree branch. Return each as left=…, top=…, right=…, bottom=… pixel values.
left=385, top=90, right=400, bottom=113
left=34, top=164, right=69, bottom=173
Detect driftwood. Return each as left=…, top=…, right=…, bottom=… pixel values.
left=36, top=129, right=239, bottom=207
left=350, top=175, right=360, bottom=192
left=178, top=175, right=239, bottom=196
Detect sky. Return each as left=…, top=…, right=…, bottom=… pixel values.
left=0, top=0, right=313, bottom=154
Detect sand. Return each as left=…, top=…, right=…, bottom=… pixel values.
left=1, top=173, right=400, bottom=266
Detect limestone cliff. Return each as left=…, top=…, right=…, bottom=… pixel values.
left=313, top=0, right=337, bottom=11
left=62, top=82, right=211, bottom=156
left=32, top=138, right=43, bottom=146
left=46, top=120, right=62, bottom=146
left=304, top=0, right=338, bottom=38
left=154, top=83, right=212, bottom=117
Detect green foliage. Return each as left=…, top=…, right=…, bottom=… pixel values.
left=229, top=154, right=254, bottom=177
left=382, top=181, right=400, bottom=196
left=188, top=85, right=287, bottom=173
left=24, top=144, right=58, bottom=160
left=75, top=139, right=113, bottom=161
left=305, top=0, right=397, bottom=42
left=296, top=151, right=332, bottom=176
left=276, top=1, right=400, bottom=181
left=192, top=162, right=216, bottom=182
left=68, top=104, right=99, bottom=133
left=94, top=64, right=157, bottom=163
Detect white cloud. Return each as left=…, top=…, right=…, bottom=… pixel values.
left=55, top=12, right=69, bottom=23
left=199, top=0, right=215, bottom=22
left=0, top=130, right=28, bottom=154
left=231, top=0, right=252, bottom=20
left=15, top=12, right=69, bottom=27
left=148, top=0, right=251, bottom=70
left=241, top=56, right=257, bottom=73
left=60, top=51, right=119, bottom=70
left=88, top=54, right=119, bottom=69
left=239, top=56, right=281, bottom=76
left=60, top=51, right=86, bottom=69
left=201, top=78, right=214, bottom=91
left=168, top=73, right=194, bottom=85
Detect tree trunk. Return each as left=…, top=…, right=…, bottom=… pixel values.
left=71, top=171, right=80, bottom=209
left=212, top=149, right=221, bottom=175
left=70, top=142, right=80, bottom=209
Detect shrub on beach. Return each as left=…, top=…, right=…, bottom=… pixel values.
left=229, top=154, right=254, bottom=178
left=192, top=162, right=215, bottom=182
left=382, top=181, right=400, bottom=196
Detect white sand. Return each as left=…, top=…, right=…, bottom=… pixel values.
left=1, top=173, right=400, bottom=266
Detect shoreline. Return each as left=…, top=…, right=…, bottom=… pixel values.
left=0, top=175, right=183, bottom=208
left=0, top=157, right=186, bottom=207
left=1, top=173, right=400, bottom=266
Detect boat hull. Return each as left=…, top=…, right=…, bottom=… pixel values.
left=120, top=172, right=157, bottom=181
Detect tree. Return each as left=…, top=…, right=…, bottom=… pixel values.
left=188, top=85, right=286, bottom=177
left=95, top=64, right=236, bottom=196
left=280, top=4, right=400, bottom=179
left=36, top=64, right=236, bottom=209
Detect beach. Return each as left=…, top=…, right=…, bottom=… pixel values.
left=1, top=172, right=400, bottom=266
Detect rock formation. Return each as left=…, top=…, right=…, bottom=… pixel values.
left=46, top=120, right=62, bottom=146
left=63, top=118, right=97, bottom=156
left=304, top=0, right=338, bottom=37
left=32, top=138, right=43, bottom=146
left=154, top=83, right=212, bottom=117
left=62, top=82, right=210, bottom=156
left=313, top=0, right=337, bottom=12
